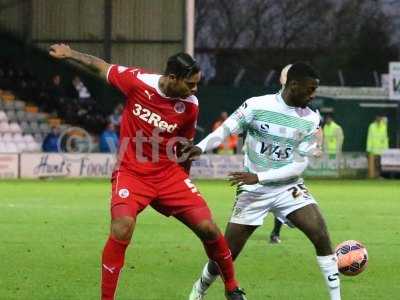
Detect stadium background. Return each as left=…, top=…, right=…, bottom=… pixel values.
left=0, top=1, right=400, bottom=299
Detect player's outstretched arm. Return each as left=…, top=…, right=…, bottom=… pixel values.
left=49, top=43, right=111, bottom=80
left=256, top=158, right=309, bottom=184
left=179, top=123, right=233, bottom=161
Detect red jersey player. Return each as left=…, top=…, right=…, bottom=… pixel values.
left=49, top=44, right=247, bottom=300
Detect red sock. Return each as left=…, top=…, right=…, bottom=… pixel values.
left=101, top=236, right=129, bottom=300
left=203, top=235, right=238, bottom=292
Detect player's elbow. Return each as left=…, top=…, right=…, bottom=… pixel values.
left=99, top=62, right=111, bottom=79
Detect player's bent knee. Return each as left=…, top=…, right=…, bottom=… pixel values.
left=195, top=220, right=221, bottom=241
left=175, top=206, right=219, bottom=240
left=111, top=217, right=136, bottom=242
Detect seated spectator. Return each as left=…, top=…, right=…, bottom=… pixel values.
left=99, top=123, right=119, bottom=153
left=109, top=103, right=123, bottom=127
left=48, top=74, right=66, bottom=99
left=43, top=74, right=67, bottom=113
left=72, top=76, right=91, bottom=103
left=42, top=126, right=60, bottom=152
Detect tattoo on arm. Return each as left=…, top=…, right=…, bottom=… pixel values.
left=70, top=50, right=109, bottom=77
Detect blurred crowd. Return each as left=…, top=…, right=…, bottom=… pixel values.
left=0, top=60, right=108, bottom=134
left=0, top=59, right=123, bottom=153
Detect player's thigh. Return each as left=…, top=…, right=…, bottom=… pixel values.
left=152, top=169, right=217, bottom=239
left=230, top=191, right=272, bottom=227
left=225, top=222, right=258, bottom=259
left=287, top=204, right=328, bottom=239
left=272, top=182, right=318, bottom=227
left=153, top=170, right=211, bottom=221
left=110, top=171, right=155, bottom=220
left=286, top=203, right=333, bottom=252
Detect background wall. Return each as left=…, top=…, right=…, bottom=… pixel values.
left=0, top=0, right=185, bottom=72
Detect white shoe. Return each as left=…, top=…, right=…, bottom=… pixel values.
left=189, top=280, right=206, bottom=300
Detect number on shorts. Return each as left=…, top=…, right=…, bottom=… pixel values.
left=288, top=186, right=301, bottom=198
left=288, top=184, right=310, bottom=198
left=297, top=183, right=310, bottom=195
left=184, top=178, right=198, bottom=193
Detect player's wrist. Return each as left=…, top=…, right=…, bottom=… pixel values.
left=195, top=144, right=205, bottom=154
left=67, top=49, right=78, bottom=60
left=196, top=145, right=203, bottom=154
left=255, top=173, right=262, bottom=184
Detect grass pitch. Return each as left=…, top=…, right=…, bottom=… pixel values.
left=0, top=179, right=399, bottom=300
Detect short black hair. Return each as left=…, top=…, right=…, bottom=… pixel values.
left=286, top=62, right=319, bottom=84
left=165, top=52, right=200, bottom=79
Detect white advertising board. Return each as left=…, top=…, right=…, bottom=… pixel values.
left=17, top=153, right=369, bottom=179
left=0, top=154, right=19, bottom=178
left=20, top=153, right=117, bottom=178
left=190, top=154, right=244, bottom=179
left=381, top=149, right=400, bottom=172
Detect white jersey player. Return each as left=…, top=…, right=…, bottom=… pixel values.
left=184, top=62, right=341, bottom=300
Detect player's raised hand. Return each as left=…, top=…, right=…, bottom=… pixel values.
left=179, top=142, right=203, bottom=161
left=49, top=43, right=72, bottom=59
left=228, top=172, right=259, bottom=186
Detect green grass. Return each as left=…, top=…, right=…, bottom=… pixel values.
left=0, top=179, right=399, bottom=299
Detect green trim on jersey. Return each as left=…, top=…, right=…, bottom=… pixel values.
left=247, top=127, right=298, bottom=146
left=253, top=110, right=314, bottom=132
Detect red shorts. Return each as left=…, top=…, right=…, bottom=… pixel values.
left=110, top=165, right=211, bottom=223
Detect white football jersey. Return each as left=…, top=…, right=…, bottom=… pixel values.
left=222, top=93, right=320, bottom=191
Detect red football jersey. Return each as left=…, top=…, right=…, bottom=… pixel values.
left=107, top=65, right=199, bottom=175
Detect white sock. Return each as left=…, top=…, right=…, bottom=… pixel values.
left=317, top=255, right=341, bottom=300
left=197, top=262, right=219, bottom=293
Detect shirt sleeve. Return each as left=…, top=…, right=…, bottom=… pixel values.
left=257, top=158, right=309, bottom=184
left=297, top=116, right=322, bottom=157
left=106, top=65, right=141, bottom=96
left=197, top=99, right=253, bottom=152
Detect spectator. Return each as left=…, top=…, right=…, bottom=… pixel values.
left=210, top=111, right=239, bottom=154
left=42, top=126, right=60, bottom=152
left=211, top=111, right=228, bottom=131
left=323, top=115, right=344, bottom=159
left=99, top=123, right=119, bottom=153
left=72, top=76, right=91, bottom=103
left=109, top=103, right=123, bottom=131
left=48, top=74, right=66, bottom=99
left=45, top=74, right=67, bottom=112
left=367, top=114, right=389, bottom=178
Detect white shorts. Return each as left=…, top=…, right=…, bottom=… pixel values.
left=230, top=182, right=317, bottom=226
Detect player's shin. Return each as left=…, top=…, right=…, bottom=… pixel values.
left=196, top=261, right=219, bottom=293
left=317, top=254, right=341, bottom=300
left=101, top=236, right=130, bottom=300
left=203, top=235, right=238, bottom=292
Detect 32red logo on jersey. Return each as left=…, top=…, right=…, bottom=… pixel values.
left=132, top=103, right=178, bottom=133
